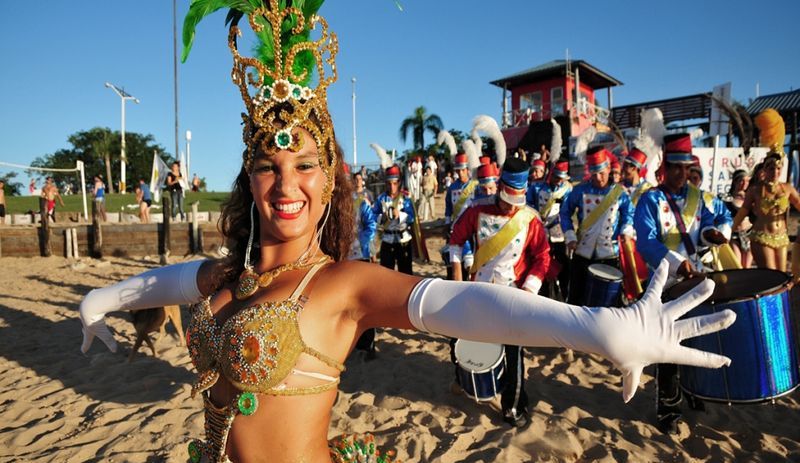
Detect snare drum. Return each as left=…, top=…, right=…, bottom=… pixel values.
left=454, top=340, right=506, bottom=402
left=666, top=269, right=800, bottom=403
left=585, top=263, right=624, bottom=307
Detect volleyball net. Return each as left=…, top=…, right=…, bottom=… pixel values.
left=0, top=160, right=89, bottom=220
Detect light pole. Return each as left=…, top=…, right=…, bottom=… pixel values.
left=105, top=82, right=140, bottom=193
left=185, top=130, right=192, bottom=179
left=351, top=77, right=357, bottom=167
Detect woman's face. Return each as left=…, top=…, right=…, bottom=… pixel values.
left=249, top=128, right=328, bottom=244
left=764, top=159, right=781, bottom=182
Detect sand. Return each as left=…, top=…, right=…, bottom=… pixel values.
left=1, top=244, right=799, bottom=461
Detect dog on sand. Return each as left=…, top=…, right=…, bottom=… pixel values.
left=128, top=305, right=185, bottom=362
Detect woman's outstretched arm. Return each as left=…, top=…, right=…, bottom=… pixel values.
left=355, top=260, right=734, bottom=403
left=79, top=259, right=221, bottom=354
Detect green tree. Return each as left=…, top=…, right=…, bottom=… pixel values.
left=399, top=106, right=444, bottom=151
left=31, top=127, right=174, bottom=192
left=0, top=172, right=23, bottom=196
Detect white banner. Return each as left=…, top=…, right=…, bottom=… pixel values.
left=693, top=146, right=782, bottom=196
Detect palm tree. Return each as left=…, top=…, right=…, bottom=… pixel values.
left=399, top=106, right=444, bottom=151
left=90, top=128, right=115, bottom=194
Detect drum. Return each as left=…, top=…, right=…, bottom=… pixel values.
left=454, top=340, right=506, bottom=402
left=585, top=263, right=624, bottom=307
left=665, top=269, right=800, bottom=403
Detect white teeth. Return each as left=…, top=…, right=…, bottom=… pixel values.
left=273, top=201, right=304, bottom=213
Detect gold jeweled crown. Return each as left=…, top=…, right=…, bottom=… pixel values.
left=183, top=0, right=339, bottom=203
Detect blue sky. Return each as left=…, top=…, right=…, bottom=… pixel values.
left=1, top=0, right=798, bottom=191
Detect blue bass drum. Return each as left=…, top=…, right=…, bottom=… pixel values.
left=666, top=269, right=800, bottom=403
left=454, top=340, right=506, bottom=402
left=585, top=263, right=623, bottom=307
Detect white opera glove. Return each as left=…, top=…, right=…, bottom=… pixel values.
left=79, top=260, right=205, bottom=354
left=407, top=260, right=736, bottom=402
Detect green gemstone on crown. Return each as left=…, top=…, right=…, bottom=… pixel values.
left=276, top=131, right=291, bottom=148
left=292, top=87, right=302, bottom=98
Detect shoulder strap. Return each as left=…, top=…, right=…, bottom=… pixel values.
left=452, top=180, right=478, bottom=220
left=289, top=262, right=328, bottom=301
left=470, top=206, right=537, bottom=275
left=657, top=185, right=697, bottom=256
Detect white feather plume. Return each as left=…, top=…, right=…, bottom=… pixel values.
left=369, top=143, right=393, bottom=170
left=436, top=130, right=457, bottom=156
left=574, top=127, right=597, bottom=165
left=471, top=114, right=507, bottom=168
left=689, top=128, right=704, bottom=141
left=550, top=118, right=562, bottom=167
left=633, top=108, right=666, bottom=185
left=461, top=139, right=481, bottom=178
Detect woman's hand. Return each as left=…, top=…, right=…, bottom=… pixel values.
left=596, top=260, right=734, bottom=402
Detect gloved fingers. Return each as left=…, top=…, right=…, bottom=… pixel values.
left=83, top=322, right=118, bottom=354
left=663, top=279, right=715, bottom=320
left=80, top=328, right=95, bottom=354
left=640, top=260, right=669, bottom=308
left=667, top=345, right=731, bottom=369
left=621, top=366, right=643, bottom=403
left=674, top=309, right=737, bottom=341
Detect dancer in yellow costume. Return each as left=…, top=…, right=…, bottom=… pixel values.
left=733, top=109, right=800, bottom=271
left=77, top=2, right=737, bottom=462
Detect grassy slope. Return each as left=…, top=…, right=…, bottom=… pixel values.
left=4, top=192, right=231, bottom=215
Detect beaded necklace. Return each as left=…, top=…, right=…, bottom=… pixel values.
left=235, top=255, right=332, bottom=300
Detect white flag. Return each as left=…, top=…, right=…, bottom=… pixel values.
left=179, top=151, right=191, bottom=195
left=150, top=152, right=170, bottom=203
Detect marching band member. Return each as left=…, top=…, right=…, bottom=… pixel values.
left=473, top=157, right=499, bottom=204
left=350, top=171, right=379, bottom=357
left=444, top=152, right=478, bottom=275
left=528, top=159, right=572, bottom=298
left=530, top=159, right=546, bottom=183
left=633, top=132, right=729, bottom=434
left=373, top=165, right=416, bottom=274
left=560, top=147, right=634, bottom=306
left=610, top=155, right=622, bottom=184
left=622, top=148, right=652, bottom=207
left=449, top=156, right=550, bottom=428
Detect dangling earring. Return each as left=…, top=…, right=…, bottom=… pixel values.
left=235, top=202, right=259, bottom=300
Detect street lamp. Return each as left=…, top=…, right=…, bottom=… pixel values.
left=105, top=82, right=140, bottom=193
left=351, top=77, right=357, bottom=167
left=185, top=130, right=192, bottom=178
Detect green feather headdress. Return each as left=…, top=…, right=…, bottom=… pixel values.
left=181, top=0, right=339, bottom=203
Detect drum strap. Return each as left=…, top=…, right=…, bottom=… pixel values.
left=452, top=180, right=478, bottom=222
left=470, top=207, right=537, bottom=276
left=577, top=184, right=624, bottom=241
left=658, top=185, right=697, bottom=256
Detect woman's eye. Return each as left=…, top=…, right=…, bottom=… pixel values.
left=254, top=164, right=274, bottom=173
left=298, top=163, right=318, bottom=171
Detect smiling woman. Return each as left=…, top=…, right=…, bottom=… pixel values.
left=77, top=1, right=738, bottom=462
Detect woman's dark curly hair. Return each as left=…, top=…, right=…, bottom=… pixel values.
left=216, top=138, right=355, bottom=284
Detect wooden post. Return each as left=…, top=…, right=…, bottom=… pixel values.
left=72, top=227, right=80, bottom=259
left=160, top=194, right=172, bottom=263
left=191, top=201, right=200, bottom=253
left=65, top=228, right=73, bottom=259
left=39, top=196, right=51, bottom=257
left=91, top=200, right=103, bottom=258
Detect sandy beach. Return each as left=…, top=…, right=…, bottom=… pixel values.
left=1, top=243, right=799, bottom=462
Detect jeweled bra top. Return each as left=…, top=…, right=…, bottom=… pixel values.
left=186, top=263, right=345, bottom=398
left=760, top=184, right=789, bottom=217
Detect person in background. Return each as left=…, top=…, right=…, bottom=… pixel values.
left=166, top=162, right=185, bottom=221
left=92, top=175, right=107, bottom=222
left=530, top=159, right=546, bottom=183
left=561, top=147, right=634, bottom=306
left=42, top=177, right=65, bottom=222
left=610, top=156, right=622, bottom=184
left=419, top=165, right=438, bottom=221
left=136, top=178, right=152, bottom=224
left=723, top=170, right=752, bottom=268
left=0, top=180, right=6, bottom=225
left=450, top=157, right=551, bottom=428
left=192, top=173, right=201, bottom=192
